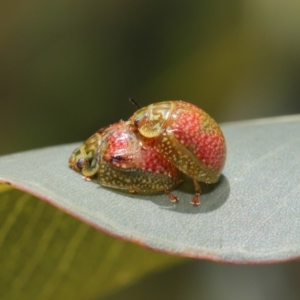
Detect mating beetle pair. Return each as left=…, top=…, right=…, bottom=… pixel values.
left=69, top=100, right=226, bottom=205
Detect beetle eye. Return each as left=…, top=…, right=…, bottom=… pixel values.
left=134, top=118, right=140, bottom=127
left=76, top=158, right=85, bottom=169
left=110, top=155, right=123, bottom=163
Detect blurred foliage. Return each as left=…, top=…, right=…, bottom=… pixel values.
left=104, top=260, right=300, bottom=300
left=0, top=187, right=184, bottom=300
left=1, top=0, right=300, bottom=155
left=1, top=1, right=300, bottom=299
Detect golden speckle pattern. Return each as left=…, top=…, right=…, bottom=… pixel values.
left=130, top=101, right=226, bottom=183
left=129, top=100, right=226, bottom=204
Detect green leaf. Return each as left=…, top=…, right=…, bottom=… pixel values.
left=0, top=188, right=184, bottom=300
left=0, top=114, right=300, bottom=270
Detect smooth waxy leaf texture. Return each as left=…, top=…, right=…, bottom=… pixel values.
left=1, top=115, right=300, bottom=264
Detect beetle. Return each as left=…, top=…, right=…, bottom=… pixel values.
left=69, top=120, right=184, bottom=201
left=129, top=100, right=226, bottom=205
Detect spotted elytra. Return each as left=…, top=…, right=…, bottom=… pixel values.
left=129, top=100, right=226, bottom=205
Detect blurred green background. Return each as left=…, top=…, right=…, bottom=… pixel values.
left=1, top=0, right=300, bottom=299
left=1, top=0, right=300, bottom=156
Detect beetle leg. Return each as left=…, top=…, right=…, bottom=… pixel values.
left=190, top=179, right=201, bottom=206
left=165, top=190, right=178, bottom=203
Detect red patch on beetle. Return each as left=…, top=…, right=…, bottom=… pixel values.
left=104, top=126, right=177, bottom=174
left=171, top=110, right=225, bottom=171
left=141, top=146, right=178, bottom=175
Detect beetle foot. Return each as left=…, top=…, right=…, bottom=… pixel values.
left=190, top=193, right=200, bottom=206
left=128, top=186, right=137, bottom=193
left=165, top=190, right=179, bottom=203
left=82, top=176, right=92, bottom=181
left=191, top=179, right=201, bottom=206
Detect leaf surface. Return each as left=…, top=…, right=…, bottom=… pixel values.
left=1, top=115, right=300, bottom=264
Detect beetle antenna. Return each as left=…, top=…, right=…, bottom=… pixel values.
left=129, top=98, right=141, bottom=109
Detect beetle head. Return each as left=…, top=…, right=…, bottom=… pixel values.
left=130, top=106, right=165, bottom=138
left=68, top=133, right=101, bottom=177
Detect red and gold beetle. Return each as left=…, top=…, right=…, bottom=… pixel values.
left=69, top=100, right=226, bottom=206
left=129, top=100, right=226, bottom=205
left=69, top=120, right=184, bottom=199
